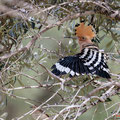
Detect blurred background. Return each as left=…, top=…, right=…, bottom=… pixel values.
left=0, top=0, right=120, bottom=120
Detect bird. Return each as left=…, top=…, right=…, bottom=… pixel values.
left=51, top=22, right=111, bottom=79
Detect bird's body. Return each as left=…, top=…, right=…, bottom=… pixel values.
left=51, top=23, right=111, bottom=78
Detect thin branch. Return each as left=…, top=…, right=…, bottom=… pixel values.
left=0, top=11, right=94, bottom=62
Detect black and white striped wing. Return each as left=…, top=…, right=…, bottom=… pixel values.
left=51, top=55, right=85, bottom=77
left=80, top=48, right=110, bottom=78
left=51, top=48, right=111, bottom=78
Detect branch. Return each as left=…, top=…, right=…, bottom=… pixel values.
left=0, top=11, right=94, bottom=62
left=77, top=0, right=120, bottom=20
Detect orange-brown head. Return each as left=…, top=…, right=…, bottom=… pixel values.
left=75, top=23, right=96, bottom=42
left=75, top=23, right=96, bottom=51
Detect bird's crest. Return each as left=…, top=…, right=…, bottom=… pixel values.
left=75, top=23, right=96, bottom=40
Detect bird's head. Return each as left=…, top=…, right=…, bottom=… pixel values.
left=75, top=23, right=96, bottom=44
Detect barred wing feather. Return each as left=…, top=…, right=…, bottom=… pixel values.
left=51, top=48, right=111, bottom=78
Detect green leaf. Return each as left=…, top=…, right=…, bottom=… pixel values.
left=106, top=40, right=113, bottom=48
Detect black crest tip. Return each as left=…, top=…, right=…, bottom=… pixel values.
left=75, top=23, right=80, bottom=27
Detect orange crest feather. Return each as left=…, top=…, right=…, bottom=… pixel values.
left=75, top=23, right=96, bottom=39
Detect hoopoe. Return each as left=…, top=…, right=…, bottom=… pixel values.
left=51, top=23, right=111, bottom=78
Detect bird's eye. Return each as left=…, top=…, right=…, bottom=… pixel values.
left=82, top=37, right=85, bottom=40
